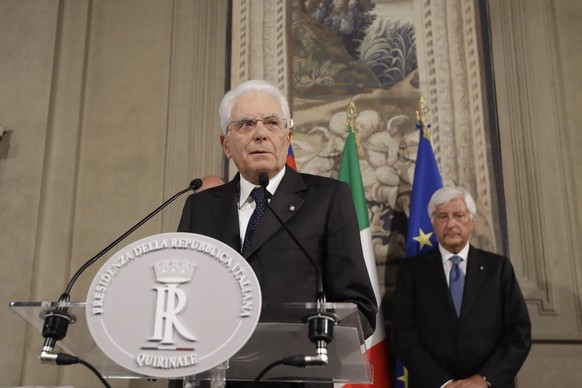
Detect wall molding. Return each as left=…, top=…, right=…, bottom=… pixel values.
left=489, top=0, right=582, bottom=338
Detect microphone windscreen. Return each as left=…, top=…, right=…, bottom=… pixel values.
left=190, top=178, right=203, bottom=191
left=259, top=172, right=269, bottom=189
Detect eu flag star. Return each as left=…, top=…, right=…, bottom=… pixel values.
left=413, top=228, right=434, bottom=250
left=396, top=365, right=409, bottom=387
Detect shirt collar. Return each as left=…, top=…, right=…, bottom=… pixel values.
left=439, top=242, right=470, bottom=263
left=238, top=167, right=286, bottom=208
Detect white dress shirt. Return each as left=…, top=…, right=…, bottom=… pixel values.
left=439, top=242, right=470, bottom=286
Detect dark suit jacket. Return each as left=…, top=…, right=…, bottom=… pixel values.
left=177, top=166, right=377, bottom=338
left=392, top=246, right=531, bottom=388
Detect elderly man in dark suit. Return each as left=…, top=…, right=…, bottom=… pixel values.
left=178, top=79, right=377, bottom=339
left=392, top=186, right=531, bottom=388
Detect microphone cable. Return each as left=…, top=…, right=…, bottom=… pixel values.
left=56, top=353, right=112, bottom=388
left=249, top=352, right=332, bottom=387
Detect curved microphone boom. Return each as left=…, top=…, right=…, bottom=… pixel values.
left=40, top=178, right=203, bottom=364
left=258, top=172, right=335, bottom=368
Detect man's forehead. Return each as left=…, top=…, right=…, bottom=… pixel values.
left=435, top=198, right=467, bottom=212
left=231, top=93, right=281, bottom=115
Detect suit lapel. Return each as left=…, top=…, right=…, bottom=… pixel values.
left=210, top=176, right=242, bottom=252
left=459, top=246, right=488, bottom=320
left=423, top=250, right=458, bottom=318
left=243, top=166, right=306, bottom=259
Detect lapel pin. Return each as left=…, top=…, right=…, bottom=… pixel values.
left=288, top=204, right=296, bottom=212
left=480, top=266, right=484, bottom=270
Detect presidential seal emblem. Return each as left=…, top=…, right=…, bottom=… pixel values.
left=86, top=232, right=262, bottom=379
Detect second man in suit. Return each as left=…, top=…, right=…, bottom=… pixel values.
left=392, top=186, right=531, bottom=388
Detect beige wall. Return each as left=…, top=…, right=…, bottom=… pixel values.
left=0, top=0, right=226, bottom=387
left=556, top=1, right=582, bottom=245
left=1, top=0, right=582, bottom=387
left=488, top=0, right=582, bottom=385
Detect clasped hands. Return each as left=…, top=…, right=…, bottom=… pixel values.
left=445, top=374, right=489, bottom=388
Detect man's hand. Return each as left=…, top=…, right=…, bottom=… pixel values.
left=445, top=374, right=489, bottom=388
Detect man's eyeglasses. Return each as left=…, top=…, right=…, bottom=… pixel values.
left=227, top=116, right=291, bottom=134
left=434, top=212, right=471, bottom=224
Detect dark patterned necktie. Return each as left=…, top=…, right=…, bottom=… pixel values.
left=241, top=187, right=267, bottom=254
left=449, top=255, right=465, bottom=317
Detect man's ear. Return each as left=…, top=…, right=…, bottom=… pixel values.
left=220, top=135, right=232, bottom=159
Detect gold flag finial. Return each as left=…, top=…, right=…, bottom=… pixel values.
left=345, top=100, right=361, bottom=155
left=416, top=96, right=433, bottom=143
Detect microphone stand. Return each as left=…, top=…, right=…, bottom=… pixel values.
left=258, top=173, right=335, bottom=368
left=39, top=179, right=202, bottom=366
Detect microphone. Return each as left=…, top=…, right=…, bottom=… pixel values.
left=40, top=178, right=203, bottom=364
left=258, top=172, right=334, bottom=367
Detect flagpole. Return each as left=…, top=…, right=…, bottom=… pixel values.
left=395, top=96, right=444, bottom=388
left=339, top=101, right=393, bottom=388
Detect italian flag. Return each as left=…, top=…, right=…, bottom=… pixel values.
left=338, top=128, right=392, bottom=388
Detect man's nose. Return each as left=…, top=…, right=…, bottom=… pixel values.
left=253, top=120, right=268, bottom=140
left=445, top=217, right=459, bottom=228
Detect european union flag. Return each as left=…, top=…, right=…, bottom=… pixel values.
left=405, top=120, right=443, bottom=257
left=395, top=102, right=443, bottom=388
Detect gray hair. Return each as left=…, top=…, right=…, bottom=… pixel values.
left=218, top=79, right=291, bottom=134
left=428, top=186, right=477, bottom=221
